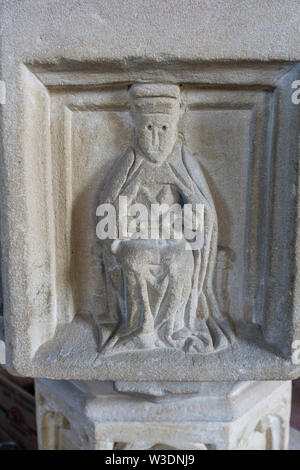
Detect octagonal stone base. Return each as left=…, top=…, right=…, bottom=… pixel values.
left=35, top=379, right=291, bottom=450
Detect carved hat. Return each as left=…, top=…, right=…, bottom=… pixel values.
left=129, top=83, right=180, bottom=114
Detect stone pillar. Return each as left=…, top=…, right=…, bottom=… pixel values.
left=35, top=380, right=291, bottom=450
left=0, top=0, right=299, bottom=451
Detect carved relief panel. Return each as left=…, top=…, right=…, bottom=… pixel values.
left=1, top=36, right=300, bottom=382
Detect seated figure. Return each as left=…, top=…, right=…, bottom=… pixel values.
left=96, top=83, right=232, bottom=353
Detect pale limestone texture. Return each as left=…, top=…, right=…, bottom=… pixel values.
left=289, top=428, right=300, bottom=450
left=97, top=83, right=232, bottom=355
left=0, top=1, right=300, bottom=380
left=35, top=379, right=291, bottom=450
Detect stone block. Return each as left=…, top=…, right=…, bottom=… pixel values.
left=35, top=379, right=291, bottom=450
left=1, top=1, right=300, bottom=380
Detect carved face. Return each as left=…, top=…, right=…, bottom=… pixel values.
left=133, top=113, right=178, bottom=164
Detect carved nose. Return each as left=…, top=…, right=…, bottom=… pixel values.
left=152, top=129, right=160, bottom=147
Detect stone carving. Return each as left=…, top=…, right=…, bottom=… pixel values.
left=236, top=414, right=287, bottom=450
left=40, top=411, right=71, bottom=451
left=114, top=441, right=209, bottom=450
left=96, top=84, right=232, bottom=354
left=35, top=379, right=291, bottom=450
left=2, top=0, right=300, bottom=380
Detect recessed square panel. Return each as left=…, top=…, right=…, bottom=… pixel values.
left=2, top=61, right=300, bottom=380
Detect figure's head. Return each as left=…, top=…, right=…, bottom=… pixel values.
left=129, top=83, right=180, bottom=165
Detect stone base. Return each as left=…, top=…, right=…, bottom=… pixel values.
left=289, top=428, right=300, bottom=450
left=35, top=380, right=291, bottom=450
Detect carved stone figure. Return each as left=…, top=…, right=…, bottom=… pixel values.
left=96, top=83, right=232, bottom=354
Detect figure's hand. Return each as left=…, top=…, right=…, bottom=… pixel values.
left=112, top=239, right=161, bottom=272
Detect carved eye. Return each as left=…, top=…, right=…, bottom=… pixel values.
left=147, top=124, right=153, bottom=130
left=162, top=125, right=167, bottom=131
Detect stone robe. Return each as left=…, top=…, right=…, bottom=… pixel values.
left=97, top=142, right=232, bottom=353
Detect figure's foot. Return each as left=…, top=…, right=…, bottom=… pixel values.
left=135, top=332, right=156, bottom=349
left=172, top=327, right=190, bottom=340
left=165, top=335, right=176, bottom=347
left=183, top=334, right=213, bottom=353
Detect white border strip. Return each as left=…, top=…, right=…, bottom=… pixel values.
left=0, top=80, right=6, bottom=104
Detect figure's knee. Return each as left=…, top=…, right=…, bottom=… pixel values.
left=116, top=248, right=147, bottom=274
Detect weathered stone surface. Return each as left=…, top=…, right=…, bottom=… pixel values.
left=96, top=83, right=233, bottom=356
left=289, top=428, right=300, bottom=450
left=1, top=1, right=300, bottom=380
left=0, top=318, right=4, bottom=364
left=35, top=379, right=291, bottom=450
